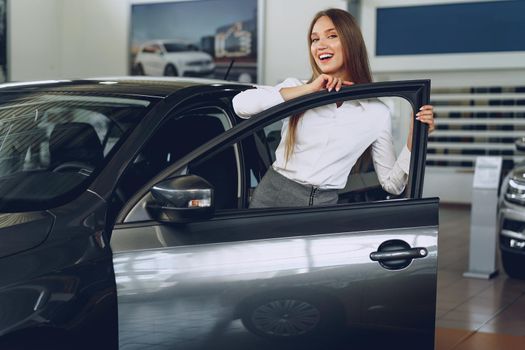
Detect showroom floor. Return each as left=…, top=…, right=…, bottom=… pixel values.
left=435, top=204, right=525, bottom=350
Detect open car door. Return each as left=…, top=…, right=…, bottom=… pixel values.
left=111, top=80, right=438, bottom=350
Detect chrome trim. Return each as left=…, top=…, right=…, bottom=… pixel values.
left=234, top=143, right=241, bottom=198
left=33, top=290, right=47, bottom=311
left=501, top=229, right=525, bottom=240
left=499, top=203, right=525, bottom=221
left=87, top=189, right=105, bottom=202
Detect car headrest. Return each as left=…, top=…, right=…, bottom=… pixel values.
left=49, top=122, right=103, bottom=169
left=142, top=114, right=226, bottom=166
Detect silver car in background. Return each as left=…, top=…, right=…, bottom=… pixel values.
left=498, top=138, right=525, bottom=279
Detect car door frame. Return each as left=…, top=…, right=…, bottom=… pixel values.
left=114, top=79, right=431, bottom=220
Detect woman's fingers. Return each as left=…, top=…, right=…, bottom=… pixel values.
left=331, top=79, right=354, bottom=91
left=322, top=75, right=333, bottom=91
left=327, top=77, right=338, bottom=92
left=335, top=78, right=343, bottom=92
left=312, top=74, right=330, bottom=91
left=416, top=105, right=435, bottom=133
left=314, top=75, right=354, bottom=92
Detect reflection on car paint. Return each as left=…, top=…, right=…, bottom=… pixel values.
left=114, top=228, right=437, bottom=349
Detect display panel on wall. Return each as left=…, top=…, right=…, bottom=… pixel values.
left=0, top=0, right=6, bottom=82
left=361, top=0, right=525, bottom=72
left=130, top=0, right=258, bottom=83
left=376, top=1, right=525, bottom=56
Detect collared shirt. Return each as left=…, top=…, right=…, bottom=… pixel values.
left=232, top=77, right=410, bottom=193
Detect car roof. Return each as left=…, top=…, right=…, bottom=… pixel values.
left=0, top=77, right=254, bottom=99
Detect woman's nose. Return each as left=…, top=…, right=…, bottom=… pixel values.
left=315, top=38, right=328, bottom=49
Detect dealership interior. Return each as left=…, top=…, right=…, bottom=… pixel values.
left=3, top=0, right=525, bottom=349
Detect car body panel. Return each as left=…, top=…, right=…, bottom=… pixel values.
left=0, top=211, right=54, bottom=258
left=112, top=200, right=438, bottom=350
left=0, top=191, right=116, bottom=349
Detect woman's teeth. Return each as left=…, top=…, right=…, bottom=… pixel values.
left=319, top=54, right=333, bottom=60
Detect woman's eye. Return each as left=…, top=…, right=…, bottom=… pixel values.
left=311, top=38, right=319, bottom=43
left=329, top=34, right=337, bottom=39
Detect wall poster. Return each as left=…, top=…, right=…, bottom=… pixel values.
left=130, top=0, right=259, bottom=83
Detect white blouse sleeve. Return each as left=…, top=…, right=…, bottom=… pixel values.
left=371, top=121, right=411, bottom=195
left=232, top=78, right=303, bottom=119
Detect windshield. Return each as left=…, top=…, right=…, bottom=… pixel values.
left=0, top=93, right=151, bottom=212
left=163, top=43, right=199, bottom=52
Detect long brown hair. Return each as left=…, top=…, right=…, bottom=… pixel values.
left=284, top=9, right=373, bottom=163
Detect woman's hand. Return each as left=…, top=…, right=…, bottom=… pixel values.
left=416, top=105, right=435, bottom=133
left=308, top=74, right=354, bottom=92
left=407, top=105, right=435, bottom=151
left=279, top=74, right=353, bottom=101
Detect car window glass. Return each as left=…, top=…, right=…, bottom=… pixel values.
left=240, top=96, right=413, bottom=206
left=142, top=45, right=160, bottom=54
left=164, top=43, right=198, bottom=52
left=0, top=94, right=149, bottom=212
left=152, top=44, right=162, bottom=53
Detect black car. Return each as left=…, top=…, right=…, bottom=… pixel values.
left=0, top=77, right=438, bottom=350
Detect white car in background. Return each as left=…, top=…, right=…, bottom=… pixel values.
left=133, top=40, right=215, bottom=77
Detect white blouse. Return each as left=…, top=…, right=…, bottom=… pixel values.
left=232, top=78, right=411, bottom=194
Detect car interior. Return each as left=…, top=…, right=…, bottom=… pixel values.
left=116, top=106, right=239, bottom=213
left=0, top=100, right=143, bottom=212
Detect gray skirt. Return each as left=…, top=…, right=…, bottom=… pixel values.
left=249, top=167, right=339, bottom=208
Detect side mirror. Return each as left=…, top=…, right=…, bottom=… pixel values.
left=516, top=138, right=525, bottom=152
left=147, top=175, right=214, bottom=223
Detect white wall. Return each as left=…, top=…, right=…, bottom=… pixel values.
left=59, top=0, right=129, bottom=79
left=8, top=0, right=347, bottom=83
left=8, top=0, right=62, bottom=81
left=262, top=0, right=347, bottom=84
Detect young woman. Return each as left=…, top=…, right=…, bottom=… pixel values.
left=233, top=8, right=435, bottom=208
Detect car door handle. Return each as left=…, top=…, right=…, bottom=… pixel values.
left=370, top=239, right=428, bottom=270
left=370, top=247, right=427, bottom=261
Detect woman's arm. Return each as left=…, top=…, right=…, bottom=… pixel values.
left=372, top=105, right=435, bottom=194
left=280, top=74, right=353, bottom=100
left=371, top=127, right=410, bottom=195
left=232, top=75, right=353, bottom=118
left=232, top=78, right=303, bottom=118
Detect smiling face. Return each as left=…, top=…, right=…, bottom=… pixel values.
left=310, top=16, right=348, bottom=80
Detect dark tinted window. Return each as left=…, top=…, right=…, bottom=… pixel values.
left=0, top=93, right=150, bottom=211
left=119, top=106, right=234, bottom=202
left=163, top=43, right=199, bottom=53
